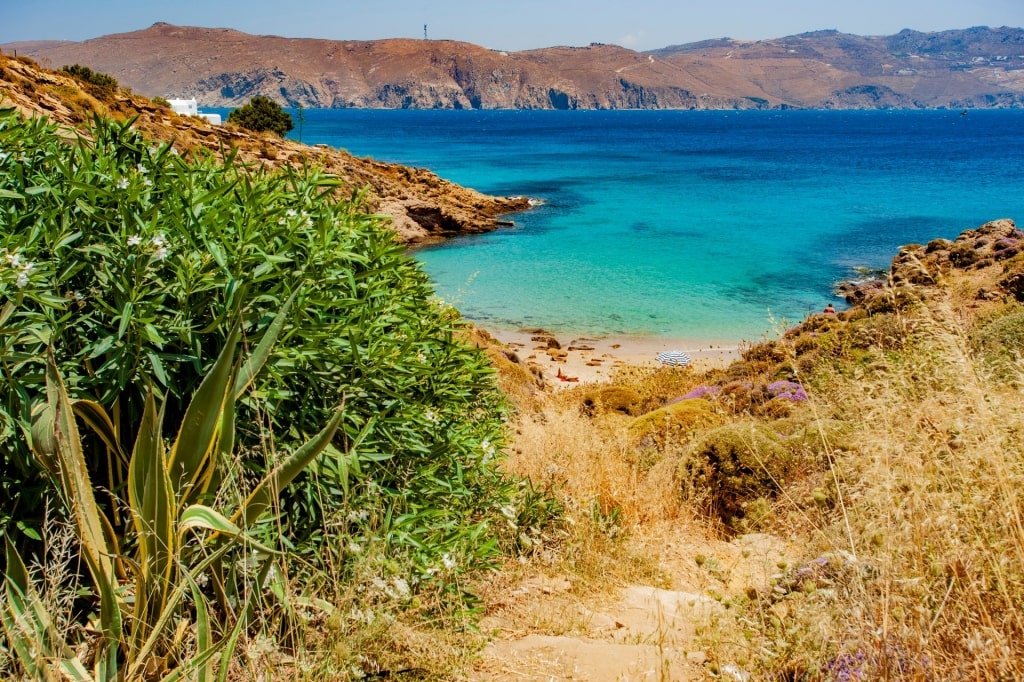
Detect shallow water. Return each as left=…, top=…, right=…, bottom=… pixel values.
left=289, top=108, right=1024, bottom=342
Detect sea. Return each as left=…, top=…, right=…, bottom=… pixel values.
left=278, top=108, right=1024, bottom=343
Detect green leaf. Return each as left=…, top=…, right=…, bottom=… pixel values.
left=233, top=405, right=344, bottom=528
left=41, top=352, right=123, bottom=660
left=126, top=388, right=174, bottom=657
left=148, top=351, right=169, bottom=386
left=179, top=504, right=242, bottom=536
left=166, top=324, right=239, bottom=505
left=234, top=287, right=299, bottom=399
left=72, top=398, right=129, bottom=466
left=117, top=300, right=133, bottom=338
left=15, top=520, right=41, bottom=541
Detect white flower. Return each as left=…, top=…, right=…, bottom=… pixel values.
left=127, top=235, right=142, bottom=246
left=15, top=270, right=30, bottom=288
left=389, top=577, right=410, bottom=599
left=136, top=163, right=148, bottom=174
left=116, top=177, right=129, bottom=190
left=285, top=209, right=297, bottom=218
left=481, top=437, right=497, bottom=463
left=442, top=553, right=456, bottom=570
left=6, top=252, right=22, bottom=268
left=346, top=509, right=369, bottom=524
left=424, top=409, right=438, bottom=424
left=416, top=351, right=427, bottom=363
left=151, top=233, right=166, bottom=247
left=347, top=541, right=362, bottom=554
left=153, top=246, right=169, bottom=261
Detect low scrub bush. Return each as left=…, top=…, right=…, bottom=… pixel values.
left=679, top=416, right=840, bottom=530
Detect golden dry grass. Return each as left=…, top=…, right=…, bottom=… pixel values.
left=483, top=264, right=1024, bottom=680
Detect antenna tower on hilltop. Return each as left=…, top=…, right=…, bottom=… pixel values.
left=424, top=24, right=428, bottom=40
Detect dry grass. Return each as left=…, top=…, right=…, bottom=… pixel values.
left=699, top=294, right=1024, bottom=679
left=484, top=263, right=1024, bottom=680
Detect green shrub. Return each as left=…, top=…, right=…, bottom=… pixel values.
left=151, top=95, right=170, bottom=107
left=227, top=95, right=294, bottom=136
left=0, top=107, right=521, bottom=579
left=679, top=418, right=843, bottom=530
left=61, top=64, right=118, bottom=91
left=60, top=64, right=118, bottom=102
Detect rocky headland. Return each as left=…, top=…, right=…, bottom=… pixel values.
left=6, top=23, right=1024, bottom=111
left=0, top=52, right=529, bottom=245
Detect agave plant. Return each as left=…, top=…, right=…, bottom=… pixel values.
left=1, top=302, right=343, bottom=680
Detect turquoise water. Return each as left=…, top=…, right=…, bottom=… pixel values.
left=289, top=109, right=1024, bottom=342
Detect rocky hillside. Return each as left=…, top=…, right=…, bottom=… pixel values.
left=0, top=52, right=529, bottom=244
left=6, top=23, right=1024, bottom=110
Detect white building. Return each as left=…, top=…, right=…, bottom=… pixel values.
left=166, top=98, right=221, bottom=125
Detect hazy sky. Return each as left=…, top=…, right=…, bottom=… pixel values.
left=4, top=0, right=1024, bottom=51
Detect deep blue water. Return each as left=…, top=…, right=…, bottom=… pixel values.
left=277, top=109, right=1024, bottom=342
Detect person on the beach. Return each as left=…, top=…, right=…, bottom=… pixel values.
left=823, top=303, right=836, bottom=315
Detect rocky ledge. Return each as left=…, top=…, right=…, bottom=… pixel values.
left=0, top=53, right=530, bottom=246
left=836, top=218, right=1024, bottom=310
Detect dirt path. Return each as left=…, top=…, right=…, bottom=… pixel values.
left=470, top=533, right=795, bottom=681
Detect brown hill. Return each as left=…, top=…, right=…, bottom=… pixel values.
left=7, top=23, right=1024, bottom=109
left=0, top=52, right=529, bottom=244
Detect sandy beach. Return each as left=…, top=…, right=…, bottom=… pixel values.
left=486, top=327, right=740, bottom=386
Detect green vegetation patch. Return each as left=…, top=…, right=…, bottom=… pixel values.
left=0, top=106, right=525, bottom=585
left=227, top=95, right=294, bottom=136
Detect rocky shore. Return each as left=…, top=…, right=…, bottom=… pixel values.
left=835, top=218, right=1024, bottom=310
left=0, top=53, right=531, bottom=246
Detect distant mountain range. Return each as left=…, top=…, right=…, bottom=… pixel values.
left=6, top=23, right=1024, bottom=109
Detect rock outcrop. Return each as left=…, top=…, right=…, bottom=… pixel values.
left=0, top=53, right=529, bottom=245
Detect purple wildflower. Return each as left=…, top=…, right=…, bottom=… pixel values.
left=766, top=380, right=808, bottom=402
left=681, top=385, right=722, bottom=400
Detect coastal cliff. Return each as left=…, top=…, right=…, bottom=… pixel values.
left=0, top=52, right=529, bottom=244
left=6, top=23, right=1024, bottom=110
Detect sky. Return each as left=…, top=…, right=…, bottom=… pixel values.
left=4, top=0, right=1024, bottom=52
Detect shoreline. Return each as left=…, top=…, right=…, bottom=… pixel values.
left=486, top=327, right=741, bottom=386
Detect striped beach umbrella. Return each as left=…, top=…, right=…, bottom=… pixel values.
left=655, top=350, right=691, bottom=367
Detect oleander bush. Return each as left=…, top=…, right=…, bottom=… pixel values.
left=0, top=106, right=525, bottom=592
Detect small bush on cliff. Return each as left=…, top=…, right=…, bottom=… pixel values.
left=61, top=63, right=118, bottom=91
left=227, top=95, right=294, bottom=136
